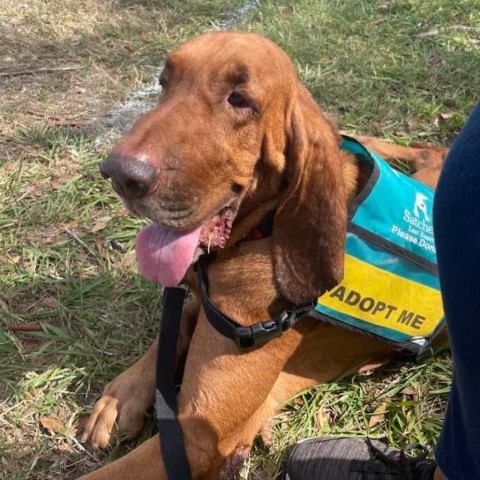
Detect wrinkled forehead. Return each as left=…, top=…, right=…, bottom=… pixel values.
left=165, top=32, right=296, bottom=91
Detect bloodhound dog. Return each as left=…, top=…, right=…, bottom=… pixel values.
left=79, top=31, right=447, bottom=479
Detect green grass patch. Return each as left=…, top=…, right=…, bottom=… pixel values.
left=243, top=0, right=478, bottom=143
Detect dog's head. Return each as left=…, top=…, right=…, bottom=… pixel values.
left=100, top=31, right=347, bottom=304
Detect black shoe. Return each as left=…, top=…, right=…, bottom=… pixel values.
left=283, top=437, right=437, bottom=479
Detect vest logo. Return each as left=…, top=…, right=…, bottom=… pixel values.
left=390, top=190, right=436, bottom=255
left=413, top=193, right=430, bottom=221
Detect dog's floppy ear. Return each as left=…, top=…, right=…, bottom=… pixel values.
left=272, top=84, right=347, bottom=305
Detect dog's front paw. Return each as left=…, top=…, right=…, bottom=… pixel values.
left=81, top=371, right=153, bottom=449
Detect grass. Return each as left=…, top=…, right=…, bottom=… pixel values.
left=245, top=0, right=478, bottom=144
left=0, top=0, right=478, bottom=478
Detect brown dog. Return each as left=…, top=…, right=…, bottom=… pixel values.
left=79, top=31, right=447, bottom=479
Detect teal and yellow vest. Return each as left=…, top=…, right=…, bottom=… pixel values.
left=312, top=136, right=444, bottom=359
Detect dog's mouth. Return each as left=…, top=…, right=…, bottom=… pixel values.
left=135, top=205, right=236, bottom=286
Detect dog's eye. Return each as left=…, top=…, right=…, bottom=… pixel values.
left=227, top=91, right=251, bottom=109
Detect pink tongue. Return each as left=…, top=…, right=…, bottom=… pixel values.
left=135, top=223, right=202, bottom=286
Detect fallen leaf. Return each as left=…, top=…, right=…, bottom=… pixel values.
left=57, top=443, right=74, bottom=453
left=116, top=207, right=129, bottom=217
left=20, top=185, right=42, bottom=198
left=370, top=121, right=383, bottom=134
left=369, top=403, right=388, bottom=429
left=9, top=447, right=33, bottom=459
left=41, top=297, right=58, bottom=309
left=40, top=416, right=63, bottom=434
left=140, top=32, right=152, bottom=43
left=10, top=255, right=21, bottom=264
left=439, top=112, right=453, bottom=120
left=64, top=220, right=79, bottom=230
left=406, top=118, right=418, bottom=131
left=91, top=215, right=112, bottom=233
left=50, top=175, right=61, bottom=189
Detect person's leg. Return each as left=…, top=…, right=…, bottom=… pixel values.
left=433, top=101, right=480, bottom=480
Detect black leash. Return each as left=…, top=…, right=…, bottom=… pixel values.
left=156, top=254, right=313, bottom=480
left=156, top=286, right=192, bottom=480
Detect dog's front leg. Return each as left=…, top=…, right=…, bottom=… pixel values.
left=78, top=308, right=304, bottom=480
left=81, top=296, right=199, bottom=449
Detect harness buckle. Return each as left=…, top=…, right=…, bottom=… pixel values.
left=235, top=311, right=297, bottom=349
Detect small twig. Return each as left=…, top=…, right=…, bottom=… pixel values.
left=7, top=323, right=43, bottom=332
left=65, top=228, right=99, bottom=260
left=416, top=25, right=478, bottom=38
left=50, top=119, right=88, bottom=127
left=0, top=65, right=83, bottom=78
left=70, top=436, right=99, bottom=461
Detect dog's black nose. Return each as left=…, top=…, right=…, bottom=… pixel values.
left=100, top=153, right=159, bottom=199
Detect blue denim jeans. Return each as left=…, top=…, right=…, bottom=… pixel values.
left=434, top=102, right=480, bottom=480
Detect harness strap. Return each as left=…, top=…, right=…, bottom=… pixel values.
left=196, top=255, right=313, bottom=348
left=156, top=287, right=192, bottom=480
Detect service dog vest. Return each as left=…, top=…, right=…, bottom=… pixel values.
left=311, top=137, right=444, bottom=358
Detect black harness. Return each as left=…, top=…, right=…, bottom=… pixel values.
left=156, top=251, right=313, bottom=480
left=196, top=255, right=314, bottom=348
